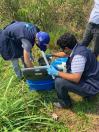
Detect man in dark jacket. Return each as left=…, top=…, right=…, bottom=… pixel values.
left=47, top=33, right=99, bottom=108
left=0, top=21, right=50, bottom=79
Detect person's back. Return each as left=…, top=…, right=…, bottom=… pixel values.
left=3, top=21, right=39, bottom=44
left=3, top=21, right=26, bottom=38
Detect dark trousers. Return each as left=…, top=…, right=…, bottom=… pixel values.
left=82, top=22, right=99, bottom=57
left=55, top=78, right=95, bottom=106
left=11, top=57, right=26, bottom=79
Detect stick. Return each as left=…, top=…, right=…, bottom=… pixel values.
left=41, top=51, right=55, bottom=79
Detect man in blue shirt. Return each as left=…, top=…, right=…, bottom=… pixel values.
left=47, top=33, right=99, bottom=109
left=82, top=0, right=99, bottom=58
left=0, top=21, right=50, bottom=79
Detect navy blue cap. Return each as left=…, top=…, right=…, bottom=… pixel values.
left=36, top=31, right=50, bottom=51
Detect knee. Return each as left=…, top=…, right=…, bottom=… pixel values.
left=55, top=78, right=65, bottom=90
left=55, top=78, right=73, bottom=89
left=55, top=77, right=62, bottom=84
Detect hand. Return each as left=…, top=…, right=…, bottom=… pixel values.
left=30, top=53, right=34, bottom=61
left=53, top=52, right=66, bottom=57
left=47, top=66, right=59, bottom=76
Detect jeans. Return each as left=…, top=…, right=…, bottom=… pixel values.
left=11, top=52, right=34, bottom=79
left=11, top=57, right=25, bottom=79
left=82, top=22, right=99, bottom=57
left=55, top=78, right=95, bottom=106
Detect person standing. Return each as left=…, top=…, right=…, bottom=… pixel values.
left=82, top=0, right=99, bottom=58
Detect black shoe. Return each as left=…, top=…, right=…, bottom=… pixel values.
left=53, top=102, right=72, bottom=109
left=53, top=102, right=63, bottom=108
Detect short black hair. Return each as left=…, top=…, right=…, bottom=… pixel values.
left=56, top=33, right=77, bottom=50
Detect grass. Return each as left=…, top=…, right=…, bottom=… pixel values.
left=0, top=56, right=99, bottom=132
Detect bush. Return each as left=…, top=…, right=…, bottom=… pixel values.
left=0, top=0, right=93, bottom=42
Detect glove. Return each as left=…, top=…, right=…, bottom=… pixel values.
left=47, top=66, right=59, bottom=76
left=56, top=64, right=63, bottom=70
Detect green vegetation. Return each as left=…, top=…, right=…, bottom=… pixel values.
left=0, top=59, right=99, bottom=132
left=0, top=0, right=93, bottom=42
left=0, top=58, right=99, bottom=131
left=0, top=0, right=99, bottom=131
left=0, top=58, right=69, bottom=132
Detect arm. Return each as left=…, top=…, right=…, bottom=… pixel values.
left=58, top=72, right=82, bottom=83
left=21, top=39, right=33, bottom=68
left=23, top=49, right=33, bottom=67
left=52, top=52, right=69, bottom=57
left=59, top=55, right=86, bottom=83
left=47, top=66, right=82, bottom=83
left=47, top=55, right=86, bottom=83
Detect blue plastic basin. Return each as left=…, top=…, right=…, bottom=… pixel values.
left=26, top=57, right=68, bottom=91
left=26, top=79, right=54, bottom=91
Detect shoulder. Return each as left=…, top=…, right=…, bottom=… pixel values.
left=21, top=39, right=32, bottom=52
left=72, top=55, right=86, bottom=62
left=71, top=55, right=86, bottom=73
left=71, top=55, right=87, bottom=69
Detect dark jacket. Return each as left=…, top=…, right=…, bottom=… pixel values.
left=0, top=21, right=40, bottom=60
left=66, top=44, right=99, bottom=95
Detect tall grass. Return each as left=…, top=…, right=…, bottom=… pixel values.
left=0, top=58, right=69, bottom=132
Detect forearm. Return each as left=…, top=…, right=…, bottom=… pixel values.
left=24, top=60, right=33, bottom=68
left=58, top=71, right=80, bottom=83
left=23, top=50, right=33, bottom=68
left=52, top=52, right=68, bottom=57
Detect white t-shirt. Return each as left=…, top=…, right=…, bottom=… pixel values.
left=70, top=45, right=86, bottom=74
left=71, top=55, right=86, bottom=74
left=89, top=0, right=99, bottom=24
